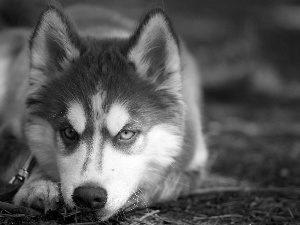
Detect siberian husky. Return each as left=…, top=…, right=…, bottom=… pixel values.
left=0, top=3, right=208, bottom=221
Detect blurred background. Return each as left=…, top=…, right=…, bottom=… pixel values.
left=2, top=0, right=300, bottom=101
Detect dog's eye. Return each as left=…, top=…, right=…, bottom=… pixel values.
left=61, top=127, right=79, bottom=142
left=119, top=130, right=136, bottom=141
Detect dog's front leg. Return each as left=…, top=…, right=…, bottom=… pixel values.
left=13, top=166, right=60, bottom=212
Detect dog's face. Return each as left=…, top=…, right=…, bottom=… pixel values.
left=25, top=7, right=183, bottom=220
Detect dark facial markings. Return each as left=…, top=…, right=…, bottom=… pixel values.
left=80, top=121, right=141, bottom=174
left=28, top=35, right=183, bottom=164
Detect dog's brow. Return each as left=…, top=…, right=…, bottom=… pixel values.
left=67, top=102, right=87, bottom=134
left=91, top=92, right=106, bottom=121
left=105, top=103, right=130, bottom=136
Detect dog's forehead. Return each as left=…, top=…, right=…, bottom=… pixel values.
left=66, top=91, right=131, bottom=136
left=91, top=92, right=131, bottom=135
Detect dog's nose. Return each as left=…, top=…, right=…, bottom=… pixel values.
left=73, top=186, right=107, bottom=209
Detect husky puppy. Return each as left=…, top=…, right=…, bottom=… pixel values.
left=0, top=3, right=208, bottom=221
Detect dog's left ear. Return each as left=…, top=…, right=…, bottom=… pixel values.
left=128, top=9, right=181, bottom=94
left=30, top=6, right=81, bottom=75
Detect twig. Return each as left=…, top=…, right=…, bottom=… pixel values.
left=62, top=209, right=82, bottom=217
left=192, top=186, right=250, bottom=195
left=139, top=210, right=159, bottom=221
left=130, top=219, right=154, bottom=225
left=192, top=186, right=300, bottom=195
left=67, top=223, right=101, bottom=225
left=288, top=208, right=294, bottom=219
left=0, top=214, right=26, bottom=218
left=0, top=201, right=41, bottom=216
left=155, top=216, right=183, bottom=225
left=194, top=214, right=243, bottom=221
left=130, top=210, right=160, bottom=225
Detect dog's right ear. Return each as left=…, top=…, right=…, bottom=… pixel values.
left=29, top=6, right=81, bottom=88
left=127, top=9, right=181, bottom=95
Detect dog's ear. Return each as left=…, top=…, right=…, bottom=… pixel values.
left=128, top=9, right=181, bottom=94
left=29, top=5, right=81, bottom=85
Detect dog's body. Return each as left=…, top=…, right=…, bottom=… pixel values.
left=0, top=4, right=208, bottom=220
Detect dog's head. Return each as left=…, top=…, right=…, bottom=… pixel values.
left=26, top=5, right=184, bottom=220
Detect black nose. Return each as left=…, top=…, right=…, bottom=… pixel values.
left=73, top=186, right=107, bottom=209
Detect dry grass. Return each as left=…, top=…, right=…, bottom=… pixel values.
left=1, top=186, right=299, bottom=224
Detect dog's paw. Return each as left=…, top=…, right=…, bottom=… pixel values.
left=13, top=180, right=60, bottom=212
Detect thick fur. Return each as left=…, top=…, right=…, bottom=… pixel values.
left=0, top=4, right=208, bottom=221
